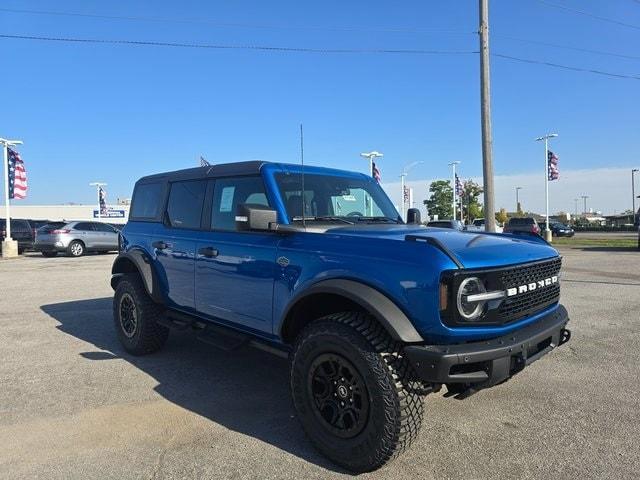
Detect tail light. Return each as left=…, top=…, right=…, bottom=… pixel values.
left=532, top=225, right=540, bottom=234
left=51, top=229, right=71, bottom=234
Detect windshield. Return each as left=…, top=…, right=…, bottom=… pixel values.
left=275, top=172, right=401, bottom=224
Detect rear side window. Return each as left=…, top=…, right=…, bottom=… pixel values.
left=131, top=182, right=164, bottom=220
left=93, top=223, right=116, bottom=232
left=211, top=176, right=269, bottom=231
left=74, top=222, right=95, bottom=231
left=166, top=180, right=207, bottom=229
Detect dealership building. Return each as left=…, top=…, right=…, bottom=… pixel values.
left=2, top=204, right=130, bottom=225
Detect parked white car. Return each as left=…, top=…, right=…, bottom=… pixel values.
left=465, top=218, right=503, bottom=233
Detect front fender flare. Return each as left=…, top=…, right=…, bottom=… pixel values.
left=111, top=250, right=164, bottom=304
left=281, top=279, right=424, bottom=343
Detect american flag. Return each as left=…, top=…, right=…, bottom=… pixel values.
left=548, top=151, right=559, bottom=181
left=8, top=148, right=27, bottom=199
left=455, top=174, right=463, bottom=197
left=99, top=186, right=108, bottom=215
left=372, top=161, right=381, bottom=183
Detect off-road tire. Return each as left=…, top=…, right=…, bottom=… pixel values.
left=113, top=274, right=168, bottom=355
left=41, top=251, right=58, bottom=257
left=67, top=240, right=85, bottom=257
left=290, top=312, right=424, bottom=473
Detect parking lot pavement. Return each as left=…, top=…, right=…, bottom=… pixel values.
left=1, top=249, right=639, bottom=480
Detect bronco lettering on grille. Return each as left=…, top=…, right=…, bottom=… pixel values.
left=506, top=275, right=558, bottom=297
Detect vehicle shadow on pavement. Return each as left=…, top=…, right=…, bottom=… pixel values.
left=40, top=297, right=346, bottom=474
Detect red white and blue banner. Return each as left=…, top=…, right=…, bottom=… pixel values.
left=548, top=151, right=559, bottom=181
left=455, top=173, right=463, bottom=196
left=99, top=186, right=108, bottom=215
left=372, top=161, right=381, bottom=183
left=7, top=148, right=27, bottom=199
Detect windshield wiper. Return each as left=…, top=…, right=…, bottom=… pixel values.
left=292, top=216, right=355, bottom=225
left=353, top=216, right=402, bottom=224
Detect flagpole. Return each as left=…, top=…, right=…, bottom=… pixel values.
left=89, top=182, right=107, bottom=221
left=448, top=161, right=460, bottom=221
left=1, top=137, right=23, bottom=258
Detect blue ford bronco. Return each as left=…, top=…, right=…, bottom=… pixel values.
left=111, top=161, right=571, bottom=472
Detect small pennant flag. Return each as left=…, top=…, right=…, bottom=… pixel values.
left=548, top=151, right=559, bottom=181
left=8, top=148, right=27, bottom=199
left=372, top=161, right=381, bottom=183
left=200, top=155, right=210, bottom=167
left=403, top=185, right=410, bottom=202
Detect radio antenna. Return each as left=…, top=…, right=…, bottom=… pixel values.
left=300, top=123, right=306, bottom=229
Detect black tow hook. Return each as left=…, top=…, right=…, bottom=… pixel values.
left=559, top=328, right=571, bottom=346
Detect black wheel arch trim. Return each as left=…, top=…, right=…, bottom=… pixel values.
left=111, top=250, right=164, bottom=304
left=280, top=278, right=424, bottom=343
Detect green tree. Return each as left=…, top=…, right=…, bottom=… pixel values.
left=496, top=208, right=508, bottom=224
left=424, top=180, right=453, bottom=219
left=460, top=180, right=484, bottom=222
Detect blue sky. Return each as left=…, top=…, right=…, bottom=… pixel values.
left=1, top=0, right=639, bottom=214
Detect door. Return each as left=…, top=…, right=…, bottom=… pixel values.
left=73, top=222, right=99, bottom=249
left=152, top=179, right=207, bottom=310
left=195, top=176, right=279, bottom=333
left=92, top=222, right=119, bottom=250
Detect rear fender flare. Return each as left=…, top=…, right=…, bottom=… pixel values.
left=111, top=250, right=164, bottom=304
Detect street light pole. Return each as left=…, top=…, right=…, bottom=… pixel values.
left=1, top=137, right=23, bottom=258
left=632, top=169, right=639, bottom=217
left=89, top=182, right=107, bottom=220
left=448, top=161, right=460, bottom=221
left=535, top=133, right=558, bottom=242
left=574, top=198, right=579, bottom=220
left=400, top=161, right=424, bottom=222
left=515, top=186, right=522, bottom=213
left=581, top=195, right=589, bottom=215
left=360, top=151, right=383, bottom=216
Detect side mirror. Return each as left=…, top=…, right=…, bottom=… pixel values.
left=236, top=204, right=278, bottom=231
left=406, top=208, right=421, bottom=224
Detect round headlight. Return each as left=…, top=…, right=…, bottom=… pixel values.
left=456, top=277, right=486, bottom=321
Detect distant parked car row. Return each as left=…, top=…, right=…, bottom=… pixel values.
left=425, top=216, right=574, bottom=239
left=1, top=219, right=123, bottom=257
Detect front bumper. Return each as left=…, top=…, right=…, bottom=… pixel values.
left=405, top=304, right=570, bottom=390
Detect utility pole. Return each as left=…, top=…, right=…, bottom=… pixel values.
left=479, top=0, right=496, bottom=232
left=574, top=198, right=579, bottom=220
left=448, top=161, right=460, bottom=220
left=515, top=186, right=522, bottom=213
left=581, top=195, right=589, bottom=214
left=89, top=182, right=107, bottom=220
left=1, top=137, right=23, bottom=259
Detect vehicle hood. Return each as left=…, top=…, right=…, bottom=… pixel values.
left=324, top=224, right=558, bottom=269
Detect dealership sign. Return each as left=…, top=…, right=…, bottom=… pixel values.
left=93, top=209, right=126, bottom=218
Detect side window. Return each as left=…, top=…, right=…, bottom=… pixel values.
left=93, top=223, right=115, bottom=232
left=166, top=180, right=207, bottom=229
left=211, top=176, right=269, bottom=231
left=130, top=182, right=164, bottom=220
left=74, top=222, right=94, bottom=231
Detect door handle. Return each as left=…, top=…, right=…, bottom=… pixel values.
left=152, top=240, right=169, bottom=250
left=198, top=246, right=219, bottom=258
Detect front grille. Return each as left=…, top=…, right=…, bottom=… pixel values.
left=498, top=258, right=562, bottom=323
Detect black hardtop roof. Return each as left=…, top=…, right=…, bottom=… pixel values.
left=136, top=161, right=270, bottom=184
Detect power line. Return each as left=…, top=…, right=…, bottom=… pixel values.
left=2, top=33, right=639, bottom=81
left=0, top=7, right=474, bottom=35
left=493, top=34, right=640, bottom=61
left=0, top=33, right=477, bottom=55
left=534, top=0, right=640, bottom=31
left=493, top=53, right=640, bottom=81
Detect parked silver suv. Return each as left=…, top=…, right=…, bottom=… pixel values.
left=34, top=221, right=120, bottom=257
